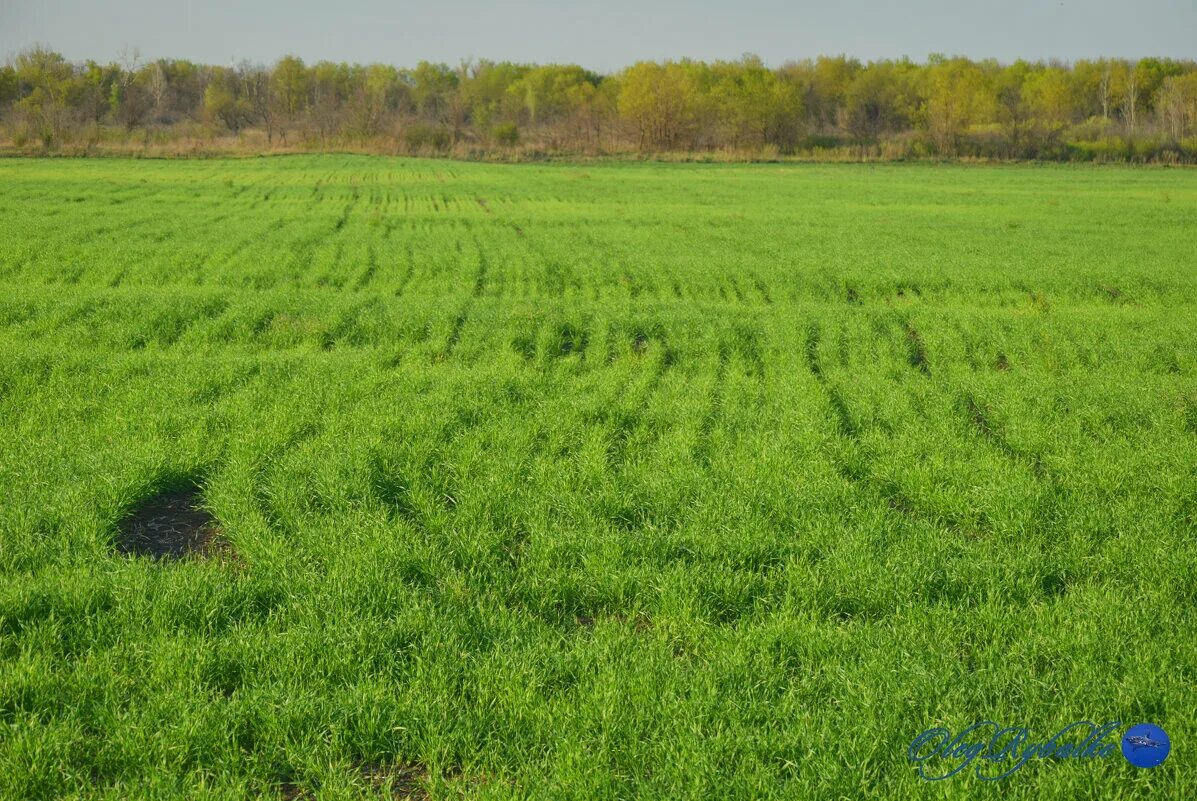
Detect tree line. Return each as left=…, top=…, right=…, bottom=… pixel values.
left=3, top=46, right=1197, bottom=161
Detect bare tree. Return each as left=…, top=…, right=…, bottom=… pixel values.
left=1098, top=64, right=1112, bottom=120
left=239, top=61, right=274, bottom=143
left=148, top=61, right=168, bottom=120
left=117, top=45, right=142, bottom=89
left=1126, top=65, right=1138, bottom=134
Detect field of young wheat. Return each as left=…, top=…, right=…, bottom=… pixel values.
left=1, top=156, right=1195, bottom=799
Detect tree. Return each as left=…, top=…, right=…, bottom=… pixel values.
left=147, top=61, right=169, bottom=120
left=266, top=56, right=309, bottom=144
left=273, top=57, right=308, bottom=116
left=919, top=57, right=990, bottom=154
left=110, top=69, right=153, bottom=130
left=203, top=69, right=251, bottom=133
left=843, top=61, right=911, bottom=141
left=410, top=61, right=457, bottom=120
left=309, top=61, right=350, bottom=140
left=1156, top=73, right=1197, bottom=140
left=162, top=61, right=205, bottom=121
left=76, top=61, right=115, bottom=124
left=103, top=47, right=154, bottom=130
left=804, top=55, right=860, bottom=133
left=508, top=64, right=607, bottom=147
left=618, top=61, right=702, bottom=149
left=239, top=63, right=273, bottom=142
left=344, top=63, right=402, bottom=139
left=1125, top=64, right=1140, bottom=134
left=1, top=49, right=1195, bottom=159
left=994, top=62, right=1033, bottom=154
left=1097, top=60, right=1130, bottom=121
left=460, top=60, right=524, bottom=132
left=0, top=65, right=16, bottom=107
left=1024, top=65, right=1079, bottom=130
left=708, top=55, right=803, bottom=149
left=12, top=47, right=75, bottom=145
left=1134, top=58, right=1187, bottom=115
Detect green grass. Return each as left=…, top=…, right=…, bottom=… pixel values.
left=1, top=155, right=1195, bottom=799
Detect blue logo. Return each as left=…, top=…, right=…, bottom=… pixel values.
left=908, top=721, right=1121, bottom=780
left=1121, top=723, right=1170, bottom=768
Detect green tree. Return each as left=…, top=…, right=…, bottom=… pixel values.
left=273, top=56, right=309, bottom=117
left=808, top=55, right=860, bottom=132
left=75, top=61, right=116, bottom=124
left=0, top=65, right=16, bottom=106
left=709, top=56, right=802, bottom=149
left=166, top=61, right=205, bottom=121
left=618, top=61, right=702, bottom=149
left=994, top=61, right=1033, bottom=154
left=13, top=47, right=76, bottom=145
left=843, top=61, right=913, bottom=140
left=410, top=61, right=458, bottom=120
left=1024, top=66, right=1079, bottom=130
left=461, top=60, right=525, bottom=131
left=308, top=61, right=351, bottom=140
left=344, top=63, right=402, bottom=139
left=203, top=70, right=251, bottom=133
left=507, top=65, right=605, bottom=147
left=1134, top=58, right=1187, bottom=114
left=267, top=56, right=310, bottom=144
left=109, top=68, right=154, bottom=130
left=919, top=57, right=991, bottom=154
left=511, top=64, right=595, bottom=126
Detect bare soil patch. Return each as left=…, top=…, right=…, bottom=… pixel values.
left=279, top=763, right=430, bottom=800
left=116, top=487, right=226, bottom=560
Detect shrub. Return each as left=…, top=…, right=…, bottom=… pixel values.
left=1067, top=137, right=1129, bottom=162
left=402, top=124, right=451, bottom=152
left=492, top=122, right=519, bottom=146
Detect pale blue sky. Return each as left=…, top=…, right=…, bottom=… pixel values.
left=1, top=0, right=1194, bottom=71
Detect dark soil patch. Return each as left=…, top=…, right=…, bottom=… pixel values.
left=116, top=487, right=226, bottom=560
left=361, top=763, right=429, bottom=799
left=905, top=323, right=931, bottom=375
left=279, top=763, right=429, bottom=800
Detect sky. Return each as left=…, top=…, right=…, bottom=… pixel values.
left=1, top=0, right=1194, bottom=72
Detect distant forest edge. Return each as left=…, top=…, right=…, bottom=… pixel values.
left=3, top=47, right=1197, bottom=162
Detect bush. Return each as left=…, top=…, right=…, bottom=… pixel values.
left=492, top=122, right=519, bottom=147
left=1131, top=137, right=1166, bottom=162
left=402, top=123, right=451, bottom=152
left=1065, top=116, right=1115, bottom=143
left=1067, top=137, right=1129, bottom=162
left=798, top=134, right=842, bottom=150
left=879, top=136, right=914, bottom=161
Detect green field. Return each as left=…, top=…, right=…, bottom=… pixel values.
left=1, top=156, right=1195, bottom=799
